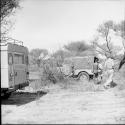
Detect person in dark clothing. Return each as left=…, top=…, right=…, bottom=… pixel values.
left=93, top=57, right=99, bottom=77
left=92, top=57, right=102, bottom=84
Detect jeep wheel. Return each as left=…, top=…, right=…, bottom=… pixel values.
left=78, top=72, right=89, bottom=81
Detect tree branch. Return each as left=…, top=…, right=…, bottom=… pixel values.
left=105, top=27, right=112, bottom=54
left=93, top=41, right=110, bottom=54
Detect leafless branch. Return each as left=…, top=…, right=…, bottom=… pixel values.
left=105, top=27, right=112, bottom=54
left=93, top=42, right=110, bottom=54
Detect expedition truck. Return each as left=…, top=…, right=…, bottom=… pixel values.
left=1, top=38, right=29, bottom=98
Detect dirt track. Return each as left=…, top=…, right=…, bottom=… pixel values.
left=2, top=83, right=125, bottom=124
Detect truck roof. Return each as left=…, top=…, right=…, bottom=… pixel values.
left=0, top=43, right=28, bottom=54
left=0, top=39, right=28, bottom=54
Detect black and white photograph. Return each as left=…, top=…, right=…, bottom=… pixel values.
left=1, top=0, right=125, bottom=124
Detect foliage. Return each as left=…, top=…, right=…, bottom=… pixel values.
left=1, top=0, right=20, bottom=39
left=51, top=49, right=75, bottom=67
left=114, top=20, right=125, bottom=40
left=41, top=59, right=65, bottom=84
left=92, top=20, right=124, bottom=59
left=97, top=20, right=114, bottom=37
left=93, top=42, right=122, bottom=59
left=64, top=41, right=90, bottom=54
left=51, top=50, right=65, bottom=67
left=93, top=20, right=125, bottom=69
left=97, top=20, right=115, bottom=57
left=29, top=48, right=48, bottom=67
left=113, top=20, right=125, bottom=68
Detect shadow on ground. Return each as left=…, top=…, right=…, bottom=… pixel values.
left=1, top=90, right=47, bottom=106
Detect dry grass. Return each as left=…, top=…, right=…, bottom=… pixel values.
left=28, top=63, right=125, bottom=93
left=28, top=73, right=96, bottom=93
left=57, top=78, right=98, bottom=92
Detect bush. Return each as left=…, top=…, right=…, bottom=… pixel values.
left=41, top=59, right=65, bottom=84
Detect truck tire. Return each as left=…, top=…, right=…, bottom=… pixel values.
left=1, top=92, right=11, bottom=99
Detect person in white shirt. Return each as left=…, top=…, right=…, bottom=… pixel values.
left=103, top=56, right=115, bottom=89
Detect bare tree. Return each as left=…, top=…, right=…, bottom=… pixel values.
left=91, top=37, right=121, bottom=59
left=91, top=20, right=123, bottom=60
left=91, top=37, right=111, bottom=58
left=97, top=21, right=114, bottom=57
left=92, top=20, right=125, bottom=68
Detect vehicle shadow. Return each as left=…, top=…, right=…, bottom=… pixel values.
left=1, top=90, right=47, bottom=106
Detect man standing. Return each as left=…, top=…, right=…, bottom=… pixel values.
left=103, top=56, right=115, bottom=89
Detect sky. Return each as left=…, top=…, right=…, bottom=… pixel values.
left=8, top=0, right=125, bottom=53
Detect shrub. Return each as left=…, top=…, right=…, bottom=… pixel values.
left=40, top=59, right=65, bottom=84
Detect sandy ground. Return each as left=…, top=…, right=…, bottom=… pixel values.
left=2, top=81, right=125, bottom=124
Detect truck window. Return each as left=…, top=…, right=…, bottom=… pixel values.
left=8, top=53, right=13, bottom=65
left=14, top=54, right=24, bottom=64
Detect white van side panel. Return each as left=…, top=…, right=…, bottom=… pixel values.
left=1, top=50, right=9, bottom=88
